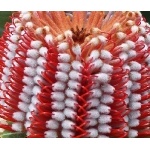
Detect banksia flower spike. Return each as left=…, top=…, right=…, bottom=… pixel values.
left=0, top=11, right=150, bottom=138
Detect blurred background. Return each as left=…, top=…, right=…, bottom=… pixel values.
left=0, top=11, right=150, bottom=36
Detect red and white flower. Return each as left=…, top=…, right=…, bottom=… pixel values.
left=0, top=11, right=150, bottom=138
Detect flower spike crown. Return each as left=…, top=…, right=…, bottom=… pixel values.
left=0, top=11, right=150, bottom=138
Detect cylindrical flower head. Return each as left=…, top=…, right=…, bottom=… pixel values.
left=0, top=11, right=150, bottom=138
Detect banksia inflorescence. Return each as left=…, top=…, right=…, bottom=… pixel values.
left=0, top=11, right=150, bottom=138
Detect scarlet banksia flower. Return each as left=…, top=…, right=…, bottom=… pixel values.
left=0, top=11, right=150, bottom=138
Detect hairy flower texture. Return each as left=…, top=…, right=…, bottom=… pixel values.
left=0, top=11, right=150, bottom=138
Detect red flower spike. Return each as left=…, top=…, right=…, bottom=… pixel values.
left=0, top=11, right=150, bottom=138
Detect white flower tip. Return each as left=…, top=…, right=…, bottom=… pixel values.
left=45, top=34, right=53, bottom=44
left=130, top=94, right=141, bottom=102
left=25, top=58, right=37, bottom=68
left=98, top=35, right=107, bottom=44
left=24, top=67, right=36, bottom=77
left=64, top=108, right=76, bottom=119
left=101, top=94, right=114, bottom=104
left=101, top=63, right=113, bottom=73
left=88, top=50, right=100, bottom=61
left=27, top=49, right=39, bottom=59
left=98, top=104, right=111, bottom=114
left=25, top=22, right=34, bottom=28
left=87, top=110, right=99, bottom=119
left=65, top=89, right=77, bottom=100
left=98, top=124, right=111, bottom=133
left=129, top=110, right=141, bottom=119
left=100, top=50, right=112, bottom=60
left=129, top=119, right=139, bottom=127
left=35, top=27, right=43, bottom=35
left=128, top=129, right=138, bottom=138
left=90, top=89, right=102, bottom=98
left=45, top=130, right=57, bottom=138
left=130, top=71, right=141, bottom=81
left=90, top=59, right=103, bottom=71
left=31, top=40, right=42, bottom=49
left=57, top=42, right=69, bottom=52
left=62, top=120, right=75, bottom=130
left=32, top=86, right=41, bottom=95
left=98, top=115, right=112, bottom=124
left=87, top=128, right=98, bottom=138
left=126, top=40, right=135, bottom=49
left=56, top=34, right=65, bottom=41
left=69, top=70, right=82, bottom=81
left=19, top=93, right=30, bottom=103
left=71, top=60, right=83, bottom=72
left=52, top=81, right=66, bottom=91
left=24, top=121, right=31, bottom=129
left=52, top=111, right=65, bottom=122
left=87, top=98, right=100, bottom=109
left=52, top=101, right=65, bottom=110
left=95, top=73, right=110, bottom=83
left=28, top=104, right=36, bottom=112
left=89, top=37, right=99, bottom=46
left=113, top=22, right=121, bottom=29
left=116, top=32, right=126, bottom=40
left=39, top=47, right=48, bottom=57
left=10, top=34, right=20, bottom=43
left=46, top=120, right=59, bottom=129
left=12, top=123, right=23, bottom=132
left=64, top=30, right=73, bottom=37
left=58, top=53, right=71, bottom=63
left=91, top=27, right=101, bottom=34
left=57, top=63, right=71, bottom=72
left=36, top=66, right=44, bottom=76
left=131, top=25, right=139, bottom=33
left=120, top=43, right=129, bottom=51
left=129, top=102, right=141, bottom=110
left=72, top=44, right=81, bottom=56
left=55, top=71, right=68, bottom=82
left=21, top=12, right=31, bottom=21
left=37, top=57, right=46, bottom=67
left=129, top=61, right=141, bottom=71
left=101, top=84, right=115, bottom=94
left=13, top=112, right=25, bottom=122
left=18, top=102, right=29, bottom=112
left=51, top=92, right=65, bottom=101
left=65, top=98, right=77, bottom=109
left=61, top=129, right=74, bottom=138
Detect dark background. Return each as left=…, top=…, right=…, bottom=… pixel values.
left=0, top=11, right=150, bottom=36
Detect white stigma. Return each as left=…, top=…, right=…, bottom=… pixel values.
left=13, top=112, right=25, bottom=121
left=31, top=40, right=42, bottom=49
left=46, top=120, right=59, bottom=129
left=57, top=42, right=69, bottom=52
left=100, top=50, right=112, bottom=60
